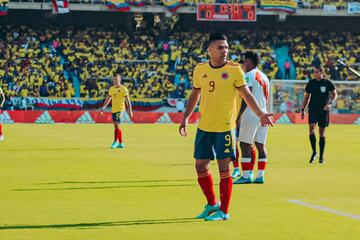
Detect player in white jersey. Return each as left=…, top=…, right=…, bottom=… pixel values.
left=234, top=51, right=270, bottom=184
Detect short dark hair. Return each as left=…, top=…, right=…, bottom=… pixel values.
left=244, top=51, right=260, bottom=66
left=208, top=33, right=228, bottom=45
left=113, top=69, right=122, bottom=77
left=314, top=65, right=325, bottom=73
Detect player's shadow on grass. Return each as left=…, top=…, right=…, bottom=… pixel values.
left=14, top=183, right=197, bottom=191
left=151, top=163, right=193, bottom=167
left=0, top=218, right=200, bottom=230
left=1, top=147, right=111, bottom=152
left=38, top=179, right=194, bottom=185
left=13, top=179, right=197, bottom=191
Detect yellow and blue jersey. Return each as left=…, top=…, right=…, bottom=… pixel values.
left=108, top=85, right=129, bottom=113
left=192, top=61, right=246, bottom=132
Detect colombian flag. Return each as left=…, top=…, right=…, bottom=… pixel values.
left=161, top=0, right=184, bottom=13
left=260, top=0, right=297, bottom=13
left=129, top=0, right=145, bottom=7
left=107, top=0, right=130, bottom=11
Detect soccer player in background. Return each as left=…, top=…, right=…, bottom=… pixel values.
left=232, top=60, right=257, bottom=179
left=0, top=86, right=5, bottom=141
left=179, top=33, right=273, bottom=221
left=233, top=51, right=270, bottom=184
left=301, top=66, right=337, bottom=163
left=102, top=72, right=133, bottom=149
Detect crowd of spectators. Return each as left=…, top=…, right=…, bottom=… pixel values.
left=284, top=30, right=360, bottom=81
left=0, top=24, right=358, bottom=114
left=0, top=25, right=76, bottom=100
left=0, top=24, right=280, bottom=100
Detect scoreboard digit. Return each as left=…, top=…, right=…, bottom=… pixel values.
left=197, top=3, right=257, bottom=22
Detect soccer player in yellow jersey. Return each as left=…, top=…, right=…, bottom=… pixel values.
left=102, top=72, right=133, bottom=149
left=0, top=86, right=5, bottom=141
left=179, top=33, right=273, bottom=221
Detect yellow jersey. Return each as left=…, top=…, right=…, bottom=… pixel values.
left=193, top=61, right=246, bottom=132
left=108, top=85, right=129, bottom=113
left=235, top=94, right=242, bottom=121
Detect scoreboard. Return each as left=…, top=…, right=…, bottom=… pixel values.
left=197, top=4, right=257, bottom=22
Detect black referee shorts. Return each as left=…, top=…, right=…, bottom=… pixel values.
left=308, top=108, right=329, bottom=128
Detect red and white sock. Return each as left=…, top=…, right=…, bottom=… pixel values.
left=0, top=124, right=2, bottom=136
left=197, top=169, right=217, bottom=206
left=219, top=170, right=232, bottom=214
left=257, top=158, right=267, bottom=178
left=241, top=157, right=252, bottom=178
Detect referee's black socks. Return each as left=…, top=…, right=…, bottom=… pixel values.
left=309, top=134, right=316, bottom=154
left=319, top=137, right=325, bottom=160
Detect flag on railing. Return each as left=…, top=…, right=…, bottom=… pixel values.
left=0, top=0, right=8, bottom=16
left=51, top=0, right=70, bottom=14
left=260, top=0, right=297, bottom=13
left=128, top=0, right=145, bottom=7
left=106, top=0, right=131, bottom=11
left=162, top=0, right=185, bottom=13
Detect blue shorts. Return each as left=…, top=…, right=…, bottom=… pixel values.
left=112, top=112, right=122, bottom=122
left=194, top=128, right=236, bottom=160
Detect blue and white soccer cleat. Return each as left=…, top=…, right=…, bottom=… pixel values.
left=204, top=210, right=230, bottom=221
left=196, top=202, right=220, bottom=219
left=231, top=168, right=241, bottom=179
left=249, top=171, right=254, bottom=180
left=117, top=142, right=125, bottom=148
left=111, top=142, right=118, bottom=149
left=233, top=176, right=252, bottom=184
left=253, top=176, right=265, bottom=184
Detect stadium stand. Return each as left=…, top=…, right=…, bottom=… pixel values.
left=0, top=24, right=358, bottom=101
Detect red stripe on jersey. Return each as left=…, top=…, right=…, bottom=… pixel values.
left=255, top=72, right=269, bottom=102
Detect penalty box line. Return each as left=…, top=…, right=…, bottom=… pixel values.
left=288, top=199, right=360, bottom=220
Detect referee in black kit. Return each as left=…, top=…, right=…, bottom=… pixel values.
left=301, top=66, right=338, bottom=164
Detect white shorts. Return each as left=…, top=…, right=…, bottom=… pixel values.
left=239, top=110, right=268, bottom=144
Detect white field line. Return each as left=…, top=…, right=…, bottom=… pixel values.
left=288, top=199, right=360, bottom=220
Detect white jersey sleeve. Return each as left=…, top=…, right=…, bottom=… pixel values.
left=245, top=68, right=270, bottom=111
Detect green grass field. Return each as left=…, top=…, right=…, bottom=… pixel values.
left=0, top=124, right=359, bottom=240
